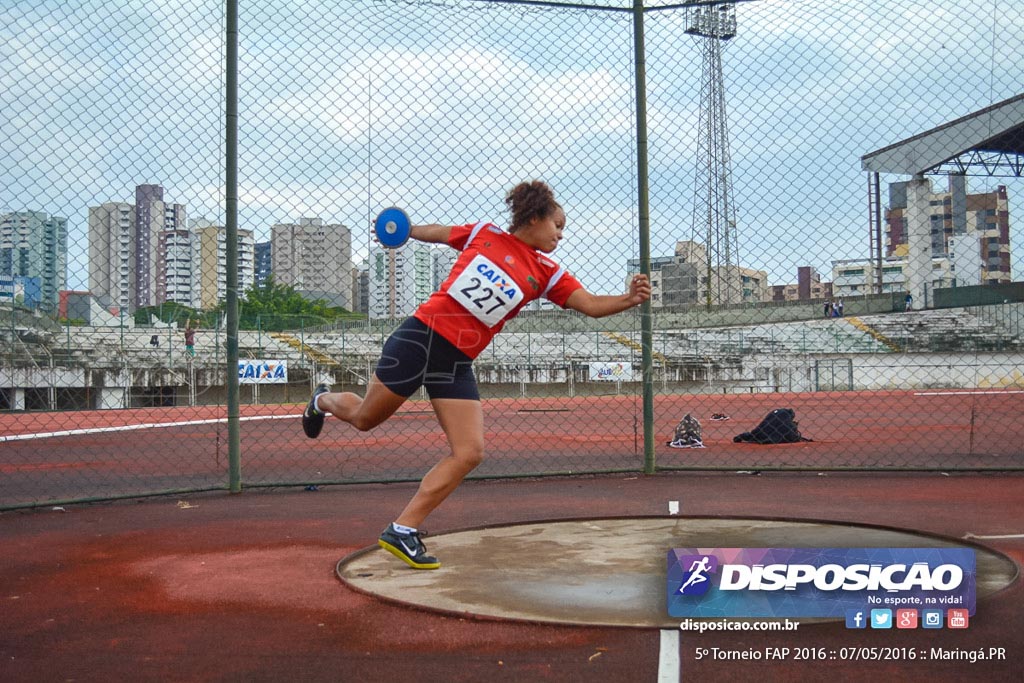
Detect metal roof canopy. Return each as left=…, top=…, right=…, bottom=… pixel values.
left=862, top=93, right=1024, bottom=177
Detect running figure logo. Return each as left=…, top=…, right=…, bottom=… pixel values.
left=676, top=554, right=718, bottom=596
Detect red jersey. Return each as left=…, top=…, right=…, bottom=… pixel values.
left=414, top=222, right=583, bottom=359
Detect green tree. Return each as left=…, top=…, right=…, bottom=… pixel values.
left=224, top=276, right=362, bottom=331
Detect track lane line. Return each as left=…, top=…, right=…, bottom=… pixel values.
left=914, top=390, right=1024, bottom=396
left=659, top=628, right=680, bottom=682
left=963, top=532, right=1024, bottom=539
left=0, top=414, right=297, bottom=442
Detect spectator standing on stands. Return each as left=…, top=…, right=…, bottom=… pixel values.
left=184, top=318, right=198, bottom=358
left=905, top=293, right=913, bottom=311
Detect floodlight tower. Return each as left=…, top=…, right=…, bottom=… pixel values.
left=687, top=3, right=739, bottom=307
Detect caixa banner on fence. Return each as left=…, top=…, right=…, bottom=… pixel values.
left=589, top=362, right=633, bottom=382
left=667, top=547, right=976, bottom=618
left=238, top=359, right=288, bottom=384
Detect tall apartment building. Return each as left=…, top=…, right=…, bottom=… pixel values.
left=89, top=185, right=188, bottom=313
left=627, top=240, right=766, bottom=307
left=706, top=264, right=769, bottom=305
left=195, top=223, right=255, bottom=309
left=432, top=246, right=458, bottom=290
left=947, top=234, right=984, bottom=287
left=88, top=202, right=134, bottom=312
left=886, top=178, right=1011, bottom=285
left=134, top=184, right=187, bottom=308
left=0, top=210, right=67, bottom=312
left=158, top=229, right=199, bottom=309
left=254, top=241, right=272, bottom=289
left=0, top=276, right=42, bottom=309
left=368, top=241, right=440, bottom=319
left=271, top=217, right=353, bottom=309
left=354, top=264, right=369, bottom=315
left=626, top=255, right=677, bottom=307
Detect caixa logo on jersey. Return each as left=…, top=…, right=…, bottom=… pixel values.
left=666, top=548, right=976, bottom=618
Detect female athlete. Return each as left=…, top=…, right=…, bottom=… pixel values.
left=302, top=180, right=651, bottom=569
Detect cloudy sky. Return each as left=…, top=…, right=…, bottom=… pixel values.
left=2, top=0, right=1022, bottom=294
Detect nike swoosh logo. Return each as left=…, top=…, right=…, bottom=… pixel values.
left=400, top=539, right=418, bottom=556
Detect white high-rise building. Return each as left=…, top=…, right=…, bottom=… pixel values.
left=368, top=242, right=446, bottom=319
left=432, top=247, right=458, bottom=291
left=947, top=234, right=984, bottom=287
left=831, top=255, right=954, bottom=301
left=159, top=228, right=200, bottom=309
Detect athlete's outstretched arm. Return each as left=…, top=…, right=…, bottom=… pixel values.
left=564, top=274, right=651, bottom=319
left=410, top=224, right=452, bottom=244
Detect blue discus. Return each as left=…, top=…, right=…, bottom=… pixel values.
left=374, top=207, right=411, bottom=248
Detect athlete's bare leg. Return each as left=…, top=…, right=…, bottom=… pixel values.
left=394, top=397, right=484, bottom=528
left=316, top=374, right=406, bottom=432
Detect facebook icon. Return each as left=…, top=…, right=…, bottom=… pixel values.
left=845, top=609, right=867, bottom=629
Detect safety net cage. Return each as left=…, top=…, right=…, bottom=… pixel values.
left=2, top=0, right=1022, bottom=508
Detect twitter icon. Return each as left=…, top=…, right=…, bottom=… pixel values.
left=870, top=609, right=893, bottom=629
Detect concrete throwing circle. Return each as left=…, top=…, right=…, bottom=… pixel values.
left=336, top=517, right=1017, bottom=628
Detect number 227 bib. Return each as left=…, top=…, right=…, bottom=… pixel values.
left=447, top=254, right=526, bottom=327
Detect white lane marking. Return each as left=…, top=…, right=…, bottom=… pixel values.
left=914, top=390, right=1024, bottom=396
left=963, top=532, right=1024, bottom=540
left=658, top=628, right=680, bottom=682
left=0, top=414, right=296, bottom=443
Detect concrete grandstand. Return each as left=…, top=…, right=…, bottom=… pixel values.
left=3, top=297, right=1023, bottom=410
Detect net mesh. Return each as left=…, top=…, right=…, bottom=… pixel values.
left=2, top=0, right=1023, bottom=507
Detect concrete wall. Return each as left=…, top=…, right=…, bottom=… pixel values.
left=936, top=282, right=1024, bottom=308
left=4, top=350, right=1022, bottom=411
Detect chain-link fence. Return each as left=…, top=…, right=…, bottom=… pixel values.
left=3, top=0, right=1023, bottom=508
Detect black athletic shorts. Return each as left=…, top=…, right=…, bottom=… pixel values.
left=374, top=317, right=480, bottom=400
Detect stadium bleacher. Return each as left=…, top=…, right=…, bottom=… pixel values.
left=3, top=302, right=1022, bottom=409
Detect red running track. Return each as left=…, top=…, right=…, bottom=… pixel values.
left=1, top=472, right=1022, bottom=682
left=2, top=389, right=1022, bottom=508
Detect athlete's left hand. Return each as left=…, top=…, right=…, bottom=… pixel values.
left=627, top=274, right=652, bottom=306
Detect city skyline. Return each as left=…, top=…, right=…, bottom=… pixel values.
left=2, top=1, right=1022, bottom=303
left=3, top=174, right=1016, bottom=318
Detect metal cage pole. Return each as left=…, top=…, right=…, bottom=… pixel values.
left=225, top=0, right=241, bottom=493
left=633, top=0, right=655, bottom=474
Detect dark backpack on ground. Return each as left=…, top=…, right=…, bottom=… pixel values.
left=668, top=413, right=704, bottom=448
left=733, top=408, right=812, bottom=444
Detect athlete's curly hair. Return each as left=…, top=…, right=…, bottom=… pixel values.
left=505, top=180, right=560, bottom=233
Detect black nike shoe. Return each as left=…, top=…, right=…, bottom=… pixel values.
left=377, top=524, right=441, bottom=570
left=302, top=383, right=330, bottom=438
